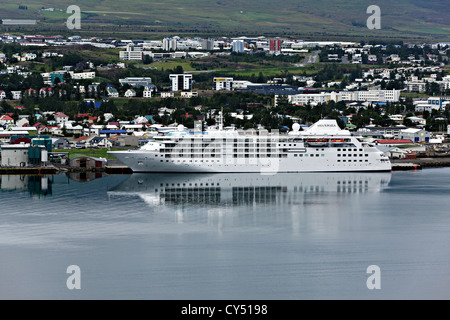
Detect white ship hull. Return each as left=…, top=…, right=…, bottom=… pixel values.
left=110, top=149, right=391, bottom=173
left=108, top=119, right=392, bottom=173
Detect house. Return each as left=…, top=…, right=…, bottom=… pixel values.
left=52, top=138, right=70, bottom=149
left=143, top=87, right=152, bottom=98
left=16, top=118, right=29, bottom=127
left=54, top=112, right=69, bottom=124
left=0, top=115, right=14, bottom=126
left=11, top=91, right=22, bottom=100
left=0, top=90, right=6, bottom=100
left=160, top=92, right=174, bottom=98
left=106, top=87, right=119, bottom=97
left=39, top=87, right=53, bottom=97
left=180, top=91, right=198, bottom=98
left=87, top=136, right=112, bottom=148
left=124, top=89, right=136, bottom=98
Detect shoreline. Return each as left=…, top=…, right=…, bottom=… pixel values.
left=2, top=157, right=450, bottom=175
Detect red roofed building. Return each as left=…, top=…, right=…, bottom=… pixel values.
left=375, top=139, right=412, bottom=145
left=0, top=115, right=14, bottom=126
left=54, top=112, right=69, bottom=124
left=14, top=106, right=25, bottom=111
left=39, top=87, right=54, bottom=97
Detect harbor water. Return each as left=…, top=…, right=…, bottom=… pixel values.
left=0, top=168, right=449, bottom=299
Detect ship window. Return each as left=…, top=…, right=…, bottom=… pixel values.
left=299, top=154, right=303, bottom=157
left=305, top=154, right=308, bottom=157
left=359, top=149, right=363, bottom=151
left=160, top=160, right=163, bottom=162
left=365, top=160, right=368, bottom=162
left=337, top=154, right=341, bottom=157
left=343, top=160, right=346, bottom=162
left=321, top=154, right=325, bottom=157
left=316, top=154, right=319, bottom=157
left=294, top=154, right=297, bottom=157
left=337, top=160, right=341, bottom=162
left=342, top=154, right=346, bottom=157
left=360, top=160, right=362, bottom=162
left=365, top=154, right=369, bottom=157
left=337, top=149, right=341, bottom=151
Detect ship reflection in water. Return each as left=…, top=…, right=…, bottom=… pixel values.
left=0, top=175, right=53, bottom=197
left=108, top=172, right=392, bottom=207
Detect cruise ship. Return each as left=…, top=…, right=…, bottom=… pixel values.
left=108, top=115, right=391, bottom=173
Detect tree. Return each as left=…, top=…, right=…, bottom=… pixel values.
left=143, top=55, right=153, bottom=65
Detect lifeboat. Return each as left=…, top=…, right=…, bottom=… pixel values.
left=306, top=139, right=328, bottom=146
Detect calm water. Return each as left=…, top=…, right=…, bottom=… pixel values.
left=0, top=169, right=449, bottom=300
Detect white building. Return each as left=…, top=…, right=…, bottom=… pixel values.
left=119, top=44, right=145, bottom=61
left=283, top=90, right=400, bottom=106
left=180, top=91, right=198, bottom=98
left=124, top=89, right=136, bottom=97
left=143, top=87, right=153, bottom=98
left=11, top=91, right=22, bottom=100
left=0, top=144, right=30, bottom=167
left=69, top=71, right=96, bottom=80
left=160, top=92, right=175, bottom=98
left=107, top=87, right=119, bottom=97
left=214, top=77, right=233, bottom=91
left=54, top=112, right=69, bottom=124
left=169, top=74, right=193, bottom=91
left=163, top=38, right=178, bottom=51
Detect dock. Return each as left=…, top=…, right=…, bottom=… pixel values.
left=0, top=167, right=58, bottom=175
left=391, top=163, right=422, bottom=171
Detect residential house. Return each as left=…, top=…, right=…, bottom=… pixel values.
left=87, top=136, right=112, bottom=148
left=0, top=115, right=14, bottom=126
left=107, top=87, right=119, bottom=97
left=0, top=90, right=6, bottom=100
left=143, top=87, right=153, bottom=98
left=54, top=112, right=69, bottom=124
left=124, top=89, right=136, bottom=98
left=39, top=87, right=53, bottom=97
left=11, top=91, right=22, bottom=100
left=16, top=118, right=29, bottom=127
left=180, top=91, right=198, bottom=98
left=160, top=92, right=174, bottom=98
left=52, top=138, right=70, bottom=149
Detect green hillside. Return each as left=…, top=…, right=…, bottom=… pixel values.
left=1, top=1, right=449, bottom=40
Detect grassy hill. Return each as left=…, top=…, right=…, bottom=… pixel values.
left=1, top=1, right=449, bottom=40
